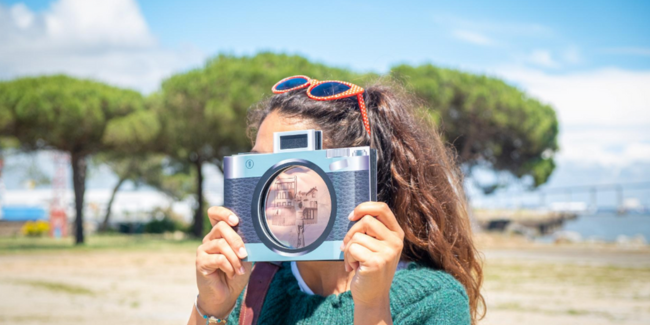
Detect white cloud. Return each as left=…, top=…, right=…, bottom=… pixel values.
left=9, top=3, right=34, bottom=28
left=558, top=127, right=650, bottom=167
left=526, top=49, right=559, bottom=68
left=497, top=67, right=650, bottom=127
left=495, top=66, right=650, bottom=167
left=452, top=30, right=493, bottom=46
left=0, top=0, right=204, bottom=93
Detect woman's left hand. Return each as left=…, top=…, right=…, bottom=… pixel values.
left=342, top=202, right=404, bottom=318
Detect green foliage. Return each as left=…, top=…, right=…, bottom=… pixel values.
left=0, top=75, right=148, bottom=153
left=203, top=210, right=212, bottom=237
left=155, top=52, right=370, bottom=164
left=155, top=52, right=374, bottom=235
left=0, top=54, right=561, bottom=243
left=144, top=216, right=184, bottom=234
left=144, top=207, right=188, bottom=234
left=93, top=153, right=193, bottom=200
left=92, top=153, right=194, bottom=232
left=390, top=64, right=559, bottom=188
left=0, top=137, right=19, bottom=149
left=0, top=75, right=150, bottom=244
left=102, top=110, right=161, bottom=152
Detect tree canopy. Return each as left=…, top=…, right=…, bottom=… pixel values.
left=154, top=52, right=373, bottom=237
left=0, top=54, right=561, bottom=238
left=0, top=75, right=153, bottom=243
left=390, top=64, right=559, bottom=189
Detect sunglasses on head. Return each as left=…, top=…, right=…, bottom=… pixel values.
left=272, top=75, right=371, bottom=136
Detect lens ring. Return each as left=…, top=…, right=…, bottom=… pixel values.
left=250, top=159, right=338, bottom=257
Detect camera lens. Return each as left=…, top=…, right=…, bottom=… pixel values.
left=264, top=165, right=332, bottom=249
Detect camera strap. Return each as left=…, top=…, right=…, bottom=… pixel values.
left=239, top=262, right=280, bottom=325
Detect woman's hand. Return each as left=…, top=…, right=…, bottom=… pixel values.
left=195, top=206, right=252, bottom=318
left=342, top=202, right=404, bottom=325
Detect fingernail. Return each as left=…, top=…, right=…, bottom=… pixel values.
left=238, top=247, right=248, bottom=258
left=228, top=214, right=239, bottom=225
left=239, top=266, right=245, bottom=275
left=347, top=211, right=354, bottom=220
left=339, top=243, right=345, bottom=251
left=344, top=263, right=350, bottom=272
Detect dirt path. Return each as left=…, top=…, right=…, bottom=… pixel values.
left=479, top=244, right=650, bottom=325
left=1, top=238, right=649, bottom=324
left=0, top=250, right=197, bottom=325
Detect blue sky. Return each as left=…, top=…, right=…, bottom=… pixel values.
left=4, top=0, right=649, bottom=75
left=138, top=0, right=650, bottom=73
left=1, top=0, right=649, bottom=207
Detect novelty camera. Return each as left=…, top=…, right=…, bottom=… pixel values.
left=223, top=129, right=377, bottom=262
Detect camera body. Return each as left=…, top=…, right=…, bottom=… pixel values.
left=223, top=129, right=377, bottom=262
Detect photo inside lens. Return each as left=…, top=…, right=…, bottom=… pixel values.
left=276, top=77, right=308, bottom=90
left=310, top=82, right=351, bottom=97
left=264, top=166, right=332, bottom=249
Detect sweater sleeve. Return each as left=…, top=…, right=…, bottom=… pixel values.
left=392, top=287, right=471, bottom=325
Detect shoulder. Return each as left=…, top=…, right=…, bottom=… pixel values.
left=390, top=263, right=470, bottom=325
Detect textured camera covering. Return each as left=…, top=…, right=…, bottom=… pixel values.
left=325, top=170, right=370, bottom=241
left=224, top=176, right=264, bottom=243
left=224, top=170, right=371, bottom=244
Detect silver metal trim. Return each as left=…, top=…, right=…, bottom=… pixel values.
left=224, top=146, right=372, bottom=179
left=326, top=148, right=351, bottom=158
left=329, top=159, right=348, bottom=171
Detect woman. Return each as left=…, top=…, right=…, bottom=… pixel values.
left=188, top=76, right=484, bottom=325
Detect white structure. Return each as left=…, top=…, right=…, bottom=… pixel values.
left=3, top=188, right=196, bottom=226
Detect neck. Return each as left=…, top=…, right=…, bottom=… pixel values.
left=296, top=261, right=352, bottom=296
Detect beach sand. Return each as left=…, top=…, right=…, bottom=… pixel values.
left=0, top=234, right=648, bottom=325
left=476, top=234, right=650, bottom=325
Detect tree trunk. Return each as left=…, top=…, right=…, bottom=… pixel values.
left=71, top=152, right=87, bottom=245
left=99, top=176, right=126, bottom=232
left=191, top=159, right=204, bottom=238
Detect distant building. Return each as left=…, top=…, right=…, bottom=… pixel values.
left=267, top=178, right=319, bottom=226
left=268, top=176, right=297, bottom=226
left=298, top=187, right=318, bottom=224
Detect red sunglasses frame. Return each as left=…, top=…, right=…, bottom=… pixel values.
left=272, top=75, right=371, bottom=135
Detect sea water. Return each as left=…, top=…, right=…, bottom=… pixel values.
left=553, top=212, right=650, bottom=242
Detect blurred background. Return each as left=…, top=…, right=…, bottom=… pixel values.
left=0, top=0, right=648, bottom=324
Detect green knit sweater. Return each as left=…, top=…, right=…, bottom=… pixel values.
left=226, top=262, right=470, bottom=325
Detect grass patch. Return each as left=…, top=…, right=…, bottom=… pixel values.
left=566, top=309, right=589, bottom=316
left=485, top=260, right=650, bottom=291
left=0, top=234, right=200, bottom=254
left=14, top=279, right=94, bottom=295
left=495, top=302, right=527, bottom=311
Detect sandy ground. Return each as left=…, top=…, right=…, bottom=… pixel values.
left=0, top=235, right=649, bottom=325
left=0, top=249, right=197, bottom=325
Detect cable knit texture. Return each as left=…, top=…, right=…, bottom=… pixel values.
left=225, top=262, right=470, bottom=325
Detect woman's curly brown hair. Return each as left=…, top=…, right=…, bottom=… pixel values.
left=248, top=80, right=485, bottom=323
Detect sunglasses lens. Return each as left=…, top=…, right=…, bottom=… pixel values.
left=310, top=82, right=351, bottom=97
left=275, top=77, right=309, bottom=91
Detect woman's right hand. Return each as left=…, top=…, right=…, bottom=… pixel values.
left=195, top=206, right=252, bottom=318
